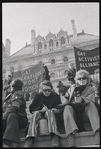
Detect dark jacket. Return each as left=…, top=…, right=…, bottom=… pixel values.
left=29, top=92, right=61, bottom=114
left=3, top=91, right=28, bottom=144
left=3, top=91, right=28, bottom=121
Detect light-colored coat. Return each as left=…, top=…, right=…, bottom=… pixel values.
left=63, top=84, right=100, bottom=136
left=65, top=84, right=95, bottom=103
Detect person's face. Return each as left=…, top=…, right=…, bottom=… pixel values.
left=76, top=75, right=87, bottom=86
left=42, top=85, right=52, bottom=97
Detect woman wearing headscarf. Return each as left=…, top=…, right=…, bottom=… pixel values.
left=57, top=69, right=100, bottom=147
left=3, top=79, right=28, bottom=147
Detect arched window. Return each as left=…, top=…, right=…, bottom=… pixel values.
left=50, top=73, right=55, bottom=79
left=51, top=59, right=55, bottom=64
left=44, top=44, right=47, bottom=49
left=49, top=39, right=53, bottom=47
left=38, top=42, right=42, bottom=50
left=60, top=36, right=65, bottom=45
left=56, top=41, right=59, bottom=47
left=63, top=56, right=68, bottom=62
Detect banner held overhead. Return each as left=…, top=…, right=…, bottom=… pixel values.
left=12, top=62, right=43, bottom=93
left=74, top=47, right=99, bottom=75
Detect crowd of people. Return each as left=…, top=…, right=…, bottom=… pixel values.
left=2, top=69, right=100, bottom=147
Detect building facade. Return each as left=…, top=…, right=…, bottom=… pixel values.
left=3, top=20, right=99, bottom=93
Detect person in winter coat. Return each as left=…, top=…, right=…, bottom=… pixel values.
left=57, top=69, right=100, bottom=147
left=3, top=79, right=28, bottom=147
left=24, top=80, right=63, bottom=147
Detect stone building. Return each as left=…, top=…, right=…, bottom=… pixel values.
left=3, top=20, right=99, bottom=93
left=2, top=38, right=11, bottom=79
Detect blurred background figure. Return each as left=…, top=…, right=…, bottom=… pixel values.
left=43, top=64, right=50, bottom=81
left=57, top=81, right=70, bottom=96
left=31, top=91, right=39, bottom=101
left=66, top=63, right=76, bottom=85
left=93, top=69, right=100, bottom=116
left=57, top=81, right=70, bottom=104
left=25, top=93, right=30, bottom=101
left=94, top=68, right=99, bottom=83
left=3, top=75, right=12, bottom=97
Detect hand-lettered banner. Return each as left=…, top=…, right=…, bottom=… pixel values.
left=12, top=62, right=43, bottom=93
left=74, top=47, right=99, bottom=75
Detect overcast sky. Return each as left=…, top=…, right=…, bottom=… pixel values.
left=2, top=2, right=99, bottom=55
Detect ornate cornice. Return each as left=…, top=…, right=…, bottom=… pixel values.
left=3, top=39, right=99, bottom=66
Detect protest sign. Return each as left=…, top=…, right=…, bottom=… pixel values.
left=74, top=47, right=99, bottom=75
left=12, top=62, right=43, bottom=93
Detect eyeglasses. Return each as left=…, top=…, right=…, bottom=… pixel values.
left=43, top=89, right=51, bottom=92
left=77, top=77, right=87, bottom=80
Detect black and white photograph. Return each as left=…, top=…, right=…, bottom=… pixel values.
left=2, top=2, right=100, bottom=147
